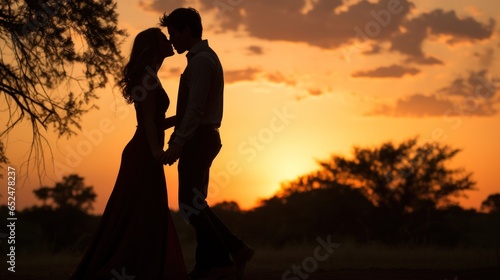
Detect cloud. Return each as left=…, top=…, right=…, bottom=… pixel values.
left=308, top=88, right=324, bottom=96
left=439, top=70, right=496, bottom=97
left=352, top=64, right=420, bottom=78
left=362, top=44, right=382, bottom=55
left=369, top=93, right=497, bottom=117
left=264, top=71, right=296, bottom=86
left=159, top=67, right=182, bottom=80
left=224, top=67, right=261, bottom=83
left=223, top=68, right=296, bottom=86
left=246, top=45, right=264, bottom=55
left=168, top=67, right=182, bottom=75
left=143, top=0, right=413, bottom=49
left=142, top=1, right=497, bottom=101
left=369, top=70, right=499, bottom=117
left=422, top=9, right=495, bottom=44
left=474, top=48, right=495, bottom=69
left=404, top=56, right=443, bottom=65
left=235, top=0, right=412, bottom=49
left=143, top=1, right=493, bottom=63
left=375, top=94, right=455, bottom=117
left=390, top=9, right=495, bottom=63
left=139, top=0, right=189, bottom=14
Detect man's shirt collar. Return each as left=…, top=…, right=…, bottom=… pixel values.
left=186, top=39, right=208, bottom=60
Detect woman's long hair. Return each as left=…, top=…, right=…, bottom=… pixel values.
left=119, top=28, right=165, bottom=104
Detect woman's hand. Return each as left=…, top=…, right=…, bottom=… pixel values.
left=152, top=149, right=168, bottom=163
left=163, top=143, right=183, bottom=165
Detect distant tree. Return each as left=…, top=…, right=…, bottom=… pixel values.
left=213, top=201, right=241, bottom=212
left=211, top=201, right=245, bottom=239
left=481, top=193, right=500, bottom=213
left=0, top=0, right=126, bottom=177
left=275, top=137, right=477, bottom=244
left=286, top=137, right=476, bottom=214
left=256, top=182, right=375, bottom=245
left=29, top=174, right=98, bottom=251
left=33, top=174, right=96, bottom=213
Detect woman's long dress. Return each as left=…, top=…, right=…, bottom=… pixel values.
left=70, top=87, right=188, bottom=279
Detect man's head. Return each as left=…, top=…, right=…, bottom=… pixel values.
left=159, top=7, right=202, bottom=54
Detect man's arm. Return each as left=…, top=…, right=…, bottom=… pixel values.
left=164, top=54, right=214, bottom=165
left=140, top=89, right=167, bottom=163
left=171, top=54, right=214, bottom=147
left=163, top=115, right=177, bottom=130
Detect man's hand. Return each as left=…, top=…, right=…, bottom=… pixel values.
left=164, top=115, right=177, bottom=130
left=153, top=149, right=168, bottom=163
left=163, top=143, right=183, bottom=165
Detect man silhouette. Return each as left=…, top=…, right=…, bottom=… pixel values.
left=160, top=7, right=254, bottom=280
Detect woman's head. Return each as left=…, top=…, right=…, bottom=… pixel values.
left=119, top=28, right=173, bottom=104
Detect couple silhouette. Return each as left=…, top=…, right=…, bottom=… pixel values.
left=70, top=7, right=254, bottom=280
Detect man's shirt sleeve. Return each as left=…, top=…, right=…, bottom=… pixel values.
left=170, top=53, right=214, bottom=147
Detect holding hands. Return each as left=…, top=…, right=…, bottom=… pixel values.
left=163, top=143, right=183, bottom=165
left=153, top=115, right=181, bottom=165
left=153, top=144, right=183, bottom=165
left=153, top=149, right=169, bottom=164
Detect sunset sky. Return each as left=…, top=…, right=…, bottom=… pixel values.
left=2, top=0, right=500, bottom=214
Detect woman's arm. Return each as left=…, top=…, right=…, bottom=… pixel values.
left=140, top=90, right=165, bottom=162
left=163, top=115, right=177, bottom=130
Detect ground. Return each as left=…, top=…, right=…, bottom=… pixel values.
left=1, top=268, right=499, bottom=280
left=1, top=243, right=499, bottom=279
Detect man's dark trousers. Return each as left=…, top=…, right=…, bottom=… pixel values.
left=178, top=125, right=243, bottom=270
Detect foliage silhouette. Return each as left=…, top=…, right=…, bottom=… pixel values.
left=33, top=174, right=96, bottom=213
left=481, top=193, right=500, bottom=213
left=282, top=137, right=476, bottom=213
left=247, top=183, right=375, bottom=246
left=2, top=140, right=497, bottom=253
left=25, top=174, right=98, bottom=252
left=0, top=0, right=126, bottom=178
left=213, top=200, right=241, bottom=212
left=233, top=137, right=483, bottom=246
left=0, top=142, right=6, bottom=169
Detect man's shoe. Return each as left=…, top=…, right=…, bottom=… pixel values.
left=232, top=244, right=255, bottom=279
left=188, top=264, right=238, bottom=280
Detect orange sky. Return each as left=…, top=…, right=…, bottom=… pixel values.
left=1, top=0, right=500, bottom=214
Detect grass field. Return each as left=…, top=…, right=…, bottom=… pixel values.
left=1, top=242, right=499, bottom=279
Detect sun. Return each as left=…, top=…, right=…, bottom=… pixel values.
left=257, top=141, right=320, bottom=194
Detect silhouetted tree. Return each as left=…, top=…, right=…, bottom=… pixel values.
left=0, top=0, right=126, bottom=176
left=255, top=182, right=375, bottom=246
left=288, top=137, right=476, bottom=213
left=28, top=174, right=98, bottom=251
left=213, top=200, right=241, bottom=212
left=33, top=174, right=96, bottom=213
left=481, top=193, right=500, bottom=213
left=275, top=137, right=476, bottom=245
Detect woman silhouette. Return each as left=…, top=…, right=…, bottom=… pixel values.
left=70, top=28, right=188, bottom=279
